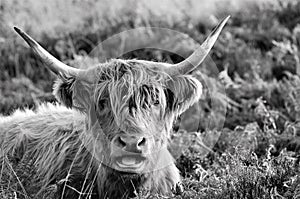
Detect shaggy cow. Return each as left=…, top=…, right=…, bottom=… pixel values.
left=0, top=16, right=229, bottom=198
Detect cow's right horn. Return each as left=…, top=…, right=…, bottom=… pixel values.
left=166, top=16, right=230, bottom=76
left=14, top=27, right=94, bottom=83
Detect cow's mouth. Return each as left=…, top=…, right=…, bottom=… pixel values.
left=114, top=156, right=146, bottom=172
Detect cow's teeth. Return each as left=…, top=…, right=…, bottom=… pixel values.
left=121, top=157, right=136, bottom=165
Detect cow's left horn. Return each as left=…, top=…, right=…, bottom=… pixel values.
left=167, top=16, right=230, bottom=76
left=14, top=27, right=93, bottom=83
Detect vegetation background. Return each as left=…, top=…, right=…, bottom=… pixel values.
left=1, top=0, right=300, bottom=198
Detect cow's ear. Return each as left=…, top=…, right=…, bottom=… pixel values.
left=53, top=77, right=93, bottom=111
left=53, top=77, right=75, bottom=108
left=166, top=76, right=202, bottom=115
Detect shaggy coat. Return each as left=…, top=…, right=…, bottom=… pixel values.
left=0, top=59, right=202, bottom=198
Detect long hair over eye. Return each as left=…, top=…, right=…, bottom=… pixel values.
left=98, top=99, right=107, bottom=111
left=130, top=85, right=162, bottom=111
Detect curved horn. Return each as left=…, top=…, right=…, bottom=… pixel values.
left=14, top=27, right=92, bottom=82
left=167, top=16, right=230, bottom=76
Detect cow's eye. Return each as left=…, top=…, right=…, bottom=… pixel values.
left=98, top=99, right=107, bottom=111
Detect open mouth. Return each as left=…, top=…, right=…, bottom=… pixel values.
left=114, top=156, right=146, bottom=172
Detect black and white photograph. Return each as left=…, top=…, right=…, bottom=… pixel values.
left=0, top=0, right=300, bottom=198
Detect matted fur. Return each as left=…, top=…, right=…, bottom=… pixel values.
left=0, top=59, right=202, bottom=198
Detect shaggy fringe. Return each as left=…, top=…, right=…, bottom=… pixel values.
left=90, top=59, right=202, bottom=137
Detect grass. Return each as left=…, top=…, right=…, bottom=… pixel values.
left=1, top=0, right=300, bottom=198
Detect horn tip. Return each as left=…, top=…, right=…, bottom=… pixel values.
left=223, top=15, right=231, bottom=24
left=13, top=26, right=27, bottom=40
left=13, top=26, right=22, bottom=34
left=13, top=26, right=37, bottom=48
left=210, top=15, right=230, bottom=36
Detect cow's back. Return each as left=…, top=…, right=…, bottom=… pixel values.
left=0, top=103, right=100, bottom=197
left=0, top=103, right=85, bottom=158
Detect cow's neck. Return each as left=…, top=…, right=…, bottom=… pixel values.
left=96, top=162, right=179, bottom=198
left=98, top=168, right=147, bottom=198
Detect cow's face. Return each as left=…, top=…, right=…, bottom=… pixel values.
left=14, top=16, right=229, bottom=175
left=53, top=59, right=202, bottom=174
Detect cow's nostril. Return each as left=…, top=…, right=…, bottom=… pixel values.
left=118, top=136, right=126, bottom=147
left=137, top=137, right=146, bottom=146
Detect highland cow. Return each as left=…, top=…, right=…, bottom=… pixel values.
left=0, top=16, right=229, bottom=198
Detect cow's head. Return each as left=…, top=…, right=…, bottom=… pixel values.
left=14, top=17, right=229, bottom=176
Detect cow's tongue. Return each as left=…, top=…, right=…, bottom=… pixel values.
left=122, top=157, right=136, bottom=165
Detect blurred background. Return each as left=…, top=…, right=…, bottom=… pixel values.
left=1, top=0, right=300, bottom=198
